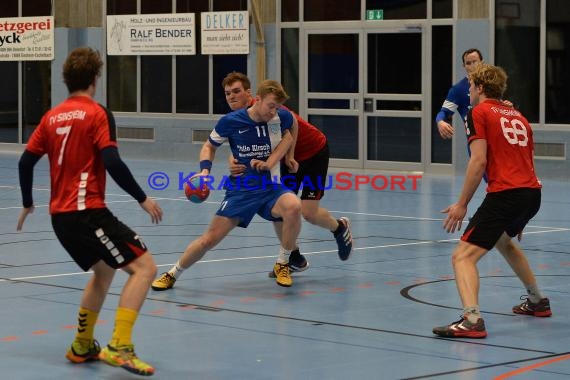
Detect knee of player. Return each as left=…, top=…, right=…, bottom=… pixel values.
left=135, top=253, right=158, bottom=279
left=282, top=197, right=302, bottom=219
left=301, top=209, right=317, bottom=224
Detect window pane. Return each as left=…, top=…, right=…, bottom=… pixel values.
left=308, top=34, right=358, bottom=93
left=282, top=0, right=299, bottom=22
left=305, top=1, right=360, bottom=21
left=22, top=0, right=51, bottom=16
left=0, top=62, right=18, bottom=143
left=141, top=56, right=172, bottom=113
left=366, top=0, right=426, bottom=20
left=214, top=0, right=247, bottom=11
left=213, top=55, right=247, bottom=114
left=432, top=0, right=452, bottom=19
left=546, top=0, right=570, bottom=124
left=495, top=0, right=539, bottom=122
left=107, top=56, right=136, bottom=111
left=0, top=0, right=18, bottom=17
left=281, top=28, right=299, bottom=112
left=176, top=56, right=209, bottom=113
left=309, top=115, right=359, bottom=159
left=431, top=25, right=452, bottom=164
left=308, top=99, right=351, bottom=109
left=367, top=117, right=421, bottom=162
left=141, top=0, right=171, bottom=13
left=107, top=0, right=136, bottom=15
left=22, top=62, right=51, bottom=143
left=177, top=0, right=209, bottom=13
left=368, top=33, right=421, bottom=94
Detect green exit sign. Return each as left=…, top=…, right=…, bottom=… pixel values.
left=366, top=9, right=384, bottom=20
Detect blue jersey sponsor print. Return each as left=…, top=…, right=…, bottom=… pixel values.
left=209, top=108, right=293, bottom=191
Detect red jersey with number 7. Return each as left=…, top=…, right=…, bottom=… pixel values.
left=26, top=96, right=118, bottom=214
left=465, top=99, right=541, bottom=193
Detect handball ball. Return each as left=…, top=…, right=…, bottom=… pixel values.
left=184, top=177, right=210, bottom=203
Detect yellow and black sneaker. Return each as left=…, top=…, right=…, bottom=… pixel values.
left=151, top=272, right=176, bottom=291
left=66, top=339, right=101, bottom=363
left=272, top=262, right=292, bottom=287
left=100, top=344, right=155, bottom=376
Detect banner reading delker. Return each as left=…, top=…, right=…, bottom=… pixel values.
left=0, top=16, right=54, bottom=61
left=107, top=13, right=195, bottom=55
left=201, top=11, right=249, bottom=54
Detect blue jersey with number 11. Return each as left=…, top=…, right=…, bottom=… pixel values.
left=209, top=108, right=293, bottom=187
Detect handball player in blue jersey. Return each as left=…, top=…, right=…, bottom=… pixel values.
left=435, top=48, right=483, bottom=140
left=152, top=80, right=302, bottom=288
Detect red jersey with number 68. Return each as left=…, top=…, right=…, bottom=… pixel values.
left=465, top=99, right=541, bottom=193
left=26, top=96, right=118, bottom=214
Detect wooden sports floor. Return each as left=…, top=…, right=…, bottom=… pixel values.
left=1, top=151, right=569, bottom=379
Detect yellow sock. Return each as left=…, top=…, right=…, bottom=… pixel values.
left=110, top=307, right=138, bottom=347
left=75, top=307, right=99, bottom=342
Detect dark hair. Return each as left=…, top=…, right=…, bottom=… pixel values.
left=63, top=47, right=103, bottom=93
left=462, top=48, right=483, bottom=64
left=222, top=71, right=251, bottom=90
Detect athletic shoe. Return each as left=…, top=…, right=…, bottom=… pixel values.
left=289, top=249, right=309, bottom=272
left=433, top=316, right=487, bottom=338
left=66, top=339, right=101, bottom=363
left=334, top=217, right=353, bottom=261
left=268, top=250, right=309, bottom=278
left=151, top=272, right=176, bottom=291
left=513, top=296, right=552, bottom=317
left=273, top=263, right=292, bottom=287
left=99, top=344, right=155, bottom=376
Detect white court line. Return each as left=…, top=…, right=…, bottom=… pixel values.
left=1, top=227, right=568, bottom=284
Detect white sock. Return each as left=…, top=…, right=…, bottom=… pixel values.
left=525, top=283, right=545, bottom=303
left=463, top=305, right=481, bottom=323
left=168, top=260, right=185, bottom=279
left=277, top=246, right=291, bottom=264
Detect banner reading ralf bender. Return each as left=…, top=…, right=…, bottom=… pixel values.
left=201, top=11, right=249, bottom=54
left=107, top=13, right=195, bottom=55
left=0, top=16, right=54, bottom=61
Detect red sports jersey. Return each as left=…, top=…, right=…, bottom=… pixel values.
left=465, top=99, right=541, bottom=193
left=26, top=96, right=118, bottom=214
left=280, top=105, right=327, bottom=162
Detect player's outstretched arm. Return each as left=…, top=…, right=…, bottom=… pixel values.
left=17, top=150, right=42, bottom=231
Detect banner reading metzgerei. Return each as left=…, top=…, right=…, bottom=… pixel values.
left=0, top=16, right=54, bottom=61
left=106, top=13, right=196, bottom=56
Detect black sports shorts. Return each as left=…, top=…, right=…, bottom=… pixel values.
left=281, top=143, right=330, bottom=201
left=461, top=188, right=541, bottom=250
left=51, top=208, right=148, bottom=271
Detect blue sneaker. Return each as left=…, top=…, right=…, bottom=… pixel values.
left=334, top=217, right=353, bottom=261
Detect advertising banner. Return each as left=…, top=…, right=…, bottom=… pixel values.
left=201, top=11, right=249, bottom=55
left=107, top=13, right=195, bottom=55
left=0, top=16, right=54, bottom=61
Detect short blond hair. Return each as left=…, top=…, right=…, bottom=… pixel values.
left=256, top=80, right=289, bottom=103
left=469, top=64, right=508, bottom=99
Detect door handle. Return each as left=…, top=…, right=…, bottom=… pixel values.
left=364, top=98, right=373, bottom=112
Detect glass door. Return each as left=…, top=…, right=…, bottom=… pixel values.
left=303, top=30, right=362, bottom=168
left=364, top=27, right=424, bottom=171
left=302, top=26, right=425, bottom=171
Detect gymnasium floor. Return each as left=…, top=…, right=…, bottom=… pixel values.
left=0, top=151, right=569, bottom=379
